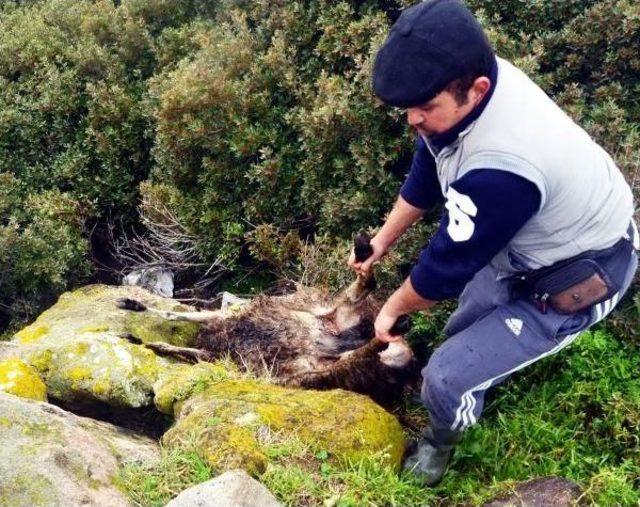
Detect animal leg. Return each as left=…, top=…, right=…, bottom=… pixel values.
left=284, top=368, right=342, bottom=390
left=149, top=309, right=226, bottom=322
left=116, top=297, right=227, bottom=322
left=144, top=341, right=212, bottom=363
left=285, top=339, right=385, bottom=391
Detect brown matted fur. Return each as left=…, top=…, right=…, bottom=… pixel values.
left=118, top=280, right=417, bottom=405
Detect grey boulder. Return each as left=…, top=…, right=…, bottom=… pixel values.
left=165, top=469, right=281, bottom=507
left=483, top=476, right=581, bottom=506
left=0, top=392, right=159, bottom=507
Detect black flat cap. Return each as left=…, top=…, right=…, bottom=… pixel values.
left=373, top=0, right=494, bottom=108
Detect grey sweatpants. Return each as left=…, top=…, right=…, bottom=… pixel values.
left=420, top=239, right=638, bottom=434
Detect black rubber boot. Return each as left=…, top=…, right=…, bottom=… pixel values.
left=403, top=426, right=462, bottom=486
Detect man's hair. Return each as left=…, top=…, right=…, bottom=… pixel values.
left=444, top=71, right=483, bottom=106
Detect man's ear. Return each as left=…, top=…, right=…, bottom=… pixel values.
left=469, top=77, right=491, bottom=105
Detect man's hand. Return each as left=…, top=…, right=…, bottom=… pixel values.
left=347, top=196, right=426, bottom=277
left=347, top=236, right=387, bottom=277
left=375, top=277, right=438, bottom=342
left=374, top=307, right=403, bottom=343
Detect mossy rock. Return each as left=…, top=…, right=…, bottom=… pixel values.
left=13, top=284, right=200, bottom=347
left=154, top=360, right=241, bottom=415
left=8, top=284, right=202, bottom=407
left=0, top=358, right=47, bottom=402
left=125, top=311, right=201, bottom=347
left=22, top=335, right=173, bottom=407
left=163, top=379, right=406, bottom=476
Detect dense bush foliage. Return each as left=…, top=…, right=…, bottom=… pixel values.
left=470, top=0, right=640, bottom=201
left=0, top=0, right=155, bottom=209
left=146, top=1, right=409, bottom=270
left=0, top=173, right=89, bottom=329
left=146, top=0, right=640, bottom=289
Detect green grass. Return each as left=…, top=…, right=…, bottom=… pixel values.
left=428, top=327, right=640, bottom=505
left=116, top=447, right=215, bottom=507
left=117, top=326, right=640, bottom=506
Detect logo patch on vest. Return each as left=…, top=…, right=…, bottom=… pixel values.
left=445, top=187, right=477, bottom=242
left=505, top=318, right=523, bottom=336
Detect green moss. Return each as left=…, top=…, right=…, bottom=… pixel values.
left=163, top=379, right=405, bottom=478
left=73, top=285, right=107, bottom=297
left=0, top=474, right=57, bottom=507
left=6, top=284, right=209, bottom=408
left=131, top=346, right=163, bottom=378
left=0, top=358, right=48, bottom=401
left=22, top=421, right=55, bottom=437
left=78, top=324, right=110, bottom=333
left=125, top=312, right=200, bottom=347
left=201, top=424, right=268, bottom=475
left=27, top=339, right=166, bottom=407
left=72, top=342, right=90, bottom=355
left=67, top=366, right=92, bottom=384
left=92, top=378, right=112, bottom=396
left=28, top=349, right=53, bottom=373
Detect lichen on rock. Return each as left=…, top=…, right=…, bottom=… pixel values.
left=163, top=379, right=406, bottom=476
left=8, top=284, right=202, bottom=408
left=26, top=335, right=171, bottom=407
left=0, top=358, right=47, bottom=402
left=125, top=310, right=200, bottom=347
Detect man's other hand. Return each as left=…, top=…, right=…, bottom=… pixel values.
left=375, top=277, right=437, bottom=343
left=374, top=309, right=403, bottom=343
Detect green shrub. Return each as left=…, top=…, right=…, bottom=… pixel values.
left=0, top=173, right=89, bottom=329
left=0, top=0, right=160, bottom=327
left=0, top=0, right=155, bottom=217
left=146, top=1, right=412, bottom=272
left=470, top=0, right=640, bottom=192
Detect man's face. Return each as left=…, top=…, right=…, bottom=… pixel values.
left=406, top=89, right=473, bottom=137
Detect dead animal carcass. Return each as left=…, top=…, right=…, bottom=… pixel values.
left=117, top=262, right=416, bottom=404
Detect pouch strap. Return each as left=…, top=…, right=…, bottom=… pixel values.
left=624, top=220, right=639, bottom=250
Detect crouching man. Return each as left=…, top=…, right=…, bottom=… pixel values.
left=349, top=0, right=639, bottom=486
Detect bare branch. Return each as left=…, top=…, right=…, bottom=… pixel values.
left=108, top=199, right=228, bottom=290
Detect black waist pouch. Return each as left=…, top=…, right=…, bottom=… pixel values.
left=517, top=239, right=633, bottom=314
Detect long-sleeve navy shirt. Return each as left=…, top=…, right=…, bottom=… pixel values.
left=400, top=135, right=541, bottom=300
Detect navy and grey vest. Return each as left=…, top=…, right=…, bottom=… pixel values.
left=431, top=57, right=634, bottom=273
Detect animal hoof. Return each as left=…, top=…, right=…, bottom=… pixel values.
left=379, top=340, right=414, bottom=368
left=116, top=298, right=147, bottom=312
